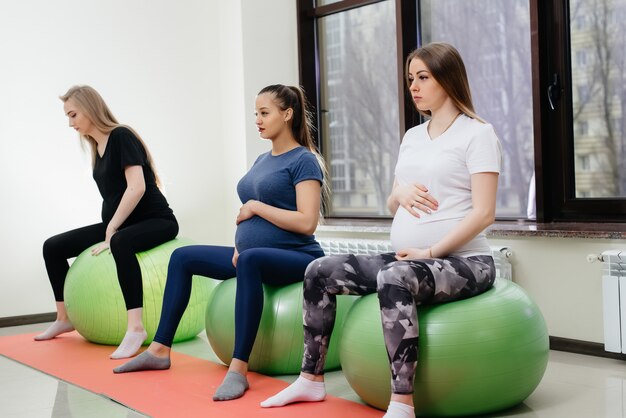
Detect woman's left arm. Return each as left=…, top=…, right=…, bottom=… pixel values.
left=92, top=165, right=145, bottom=255
left=396, top=172, right=498, bottom=260
left=236, top=180, right=321, bottom=235
left=430, top=172, right=498, bottom=257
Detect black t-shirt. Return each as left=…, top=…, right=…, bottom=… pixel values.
left=93, top=126, right=175, bottom=226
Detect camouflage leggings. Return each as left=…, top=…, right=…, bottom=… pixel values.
left=301, top=253, right=495, bottom=394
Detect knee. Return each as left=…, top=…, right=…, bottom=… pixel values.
left=303, top=256, right=328, bottom=284
left=376, top=262, right=409, bottom=291
left=43, top=234, right=64, bottom=259
left=303, top=255, right=350, bottom=292
left=236, top=248, right=264, bottom=268
left=302, top=257, right=325, bottom=293
left=305, top=255, right=340, bottom=282
left=42, top=236, right=57, bottom=258
left=108, top=233, right=126, bottom=255
left=235, top=249, right=269, bottom=283
left=168, top=247, right=195, bottom=274
left=377, top=261, right=428, bottom=304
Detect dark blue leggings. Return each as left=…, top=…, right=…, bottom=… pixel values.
left=153, top=245, right=323, bottom=362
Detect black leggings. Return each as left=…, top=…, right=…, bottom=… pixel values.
left=43, top=218, right=178, bottom=310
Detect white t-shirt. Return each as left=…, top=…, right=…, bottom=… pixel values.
left=390, top=115, right=502, bottom=257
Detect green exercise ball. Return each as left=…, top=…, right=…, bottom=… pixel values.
left=64, top=238, right=218, bottom=345
left=339, top=278, right=549, bottom=416
left=205, top=279, right=357, bottom=375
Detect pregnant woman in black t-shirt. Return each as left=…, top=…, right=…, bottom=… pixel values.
left=35, top=85, right=178, bottom=360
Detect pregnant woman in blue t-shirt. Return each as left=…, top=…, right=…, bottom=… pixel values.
left=114, top=84, right=327, bottom=402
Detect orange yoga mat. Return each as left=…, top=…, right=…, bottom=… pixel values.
left=0, top=332, right=383, bottom=418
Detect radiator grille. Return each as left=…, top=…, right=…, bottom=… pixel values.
left=317, top=239, right=512, bottom=281
left=601, top=250, right=626, bottom=353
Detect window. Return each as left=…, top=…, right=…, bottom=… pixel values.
left=315, top=1, right=401, bottom=217
left=541, top=0, right=626, bottom=214
left=576, top=49, right=587, bottom=67
left=570, top=0, right=626, bottom=199
left=298, top=0, right=626, bottom=221
left=422, top=0, right=533, bottom=218
left=577, top=154, right=591, bottom=171
left=613, top=118, right=622, bottom=135
left=577, top=85, right=590, bottom=102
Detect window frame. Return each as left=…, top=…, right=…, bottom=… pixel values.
left=533, top=0, right=626, bottom=221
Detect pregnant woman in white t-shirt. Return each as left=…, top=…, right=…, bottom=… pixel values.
left=261, top=42, right=502, bottom=418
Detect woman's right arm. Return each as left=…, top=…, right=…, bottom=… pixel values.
left=236, top=180, right=321, bottom=235
left=387, top=178, right=438, bottom=217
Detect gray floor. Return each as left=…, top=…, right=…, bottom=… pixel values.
left=1, top=323, right=626, bottom=417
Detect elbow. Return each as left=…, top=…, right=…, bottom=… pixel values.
left=132, top=184, right=146, bottom=199
left=300, top=215, right=319, bottom=235
left=301, top=221, right=318, bottom=235
left=479, top=208, right=496, bottom=228
left=137, top=180, right=147, bottom=195
left=471, top=205, right=495, bottom=230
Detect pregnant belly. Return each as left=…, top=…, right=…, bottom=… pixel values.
left=390, top=207, right=458, bottom=252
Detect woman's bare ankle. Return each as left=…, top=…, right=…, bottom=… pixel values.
left=390, top=393, right=414, bottom=407
left=228, top=358, right=249, bottom=376
left=301, top=372, right=324, bottom=382
left=147, top=342, right=171, bottom=358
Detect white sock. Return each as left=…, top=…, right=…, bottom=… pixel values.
left=383, top=401, right=414, bottom=418
left=34, top=320, right=74, bottom=341
left=110, top=330, right=147, bottom=359
left=260, top=375, right=326, bottom=408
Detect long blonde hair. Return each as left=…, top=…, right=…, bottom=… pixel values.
left=60, top=85, right=161, bottom=185
left=258, top=84, right=331, bottom=217
left=405, top=42, right=484, bottom=122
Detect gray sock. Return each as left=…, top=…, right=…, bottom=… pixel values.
left=112, top=351, right=170, bottom=374
left=213, top=371, right=249, bottom=401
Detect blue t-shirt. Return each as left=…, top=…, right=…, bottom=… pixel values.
left=235, top=146, right=324, bottom=255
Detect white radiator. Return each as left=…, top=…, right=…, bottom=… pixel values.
left=600, top=250, right=626, bottom=353
left=317, top=239, right=512, bottom=281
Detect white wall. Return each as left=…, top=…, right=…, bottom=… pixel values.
left=215, top=0, right=300, bottom=233
left=240, top=1, right=300, bottom=167
left=0, top=0, right=225, bottom=317
left=489, top=236, right=616, bottom=344
left=216, top=1, right=248, bottom=233
left=0, top=0, right=299, bottom=318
